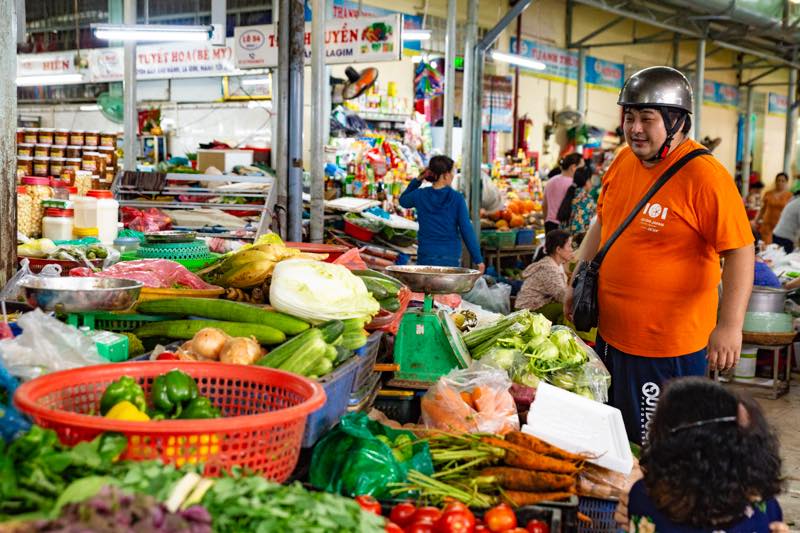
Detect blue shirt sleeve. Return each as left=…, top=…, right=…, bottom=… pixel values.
left=399, top=178, right=422, bottom=208
left=457, top=195, right=484, bottom=265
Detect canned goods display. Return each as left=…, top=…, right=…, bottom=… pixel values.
left=23, top=128, right=39, bottom=144
left=33, top=156, right=50, bottom=177
left=49, top=145, right=66, bottom=158
left=49, top=157, right=65, bottom=176
left=99, top=132, right=117, bottom=147
left=34, top=144, right=50, bottom=158
left=38, top=128, right=55, bottom=144
left=84, top=130, right=100, bottom=146
left=17, top=144, right=34, bottom=157
left=69, top=130, right=85, bottom=146
left=66, top=145, right=82, bottom=159
left=54, top=129, right=70, bottom=145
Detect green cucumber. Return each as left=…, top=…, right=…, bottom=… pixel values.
left=341, top=331, right=368, bottom=351
left=137, top=298, right=309, bottom=335
left=360, top=277, right=390, bottom=300
left=317, top=320, right=345, bottom=344
left=378, top=296, right=401, bottom=312
left=312, top=358, right=333, bottom=378
left=343, top=317, right=370, bottom=332
left=255, top=328, right=323, bottom=368
left=280, top=335, right=329, bottom=376
left=353, top=269, right=403, bottom=288
left=133, top=320, right=285, bottom=345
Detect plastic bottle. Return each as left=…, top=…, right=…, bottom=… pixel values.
left=86, top=189, right=119, bottom=244
left=72, top=195, right=98, bottom=230
left=42, top=208, right=74, bottom=241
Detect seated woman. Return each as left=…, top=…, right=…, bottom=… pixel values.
left=623, top=377, right=785, bottom=533
left=514, top=230, right=573, bottom=323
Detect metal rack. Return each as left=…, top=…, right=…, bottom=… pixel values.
left=112, top=172, right=276, bottom=239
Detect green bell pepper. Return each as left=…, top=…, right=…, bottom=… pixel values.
left=149, top=370, right=201, bottom=418
left=99, top=376, right=147, bottom=415
left=178, top=396, right=221, bottom=419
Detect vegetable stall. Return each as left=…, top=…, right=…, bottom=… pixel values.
left=0, top=230, right=635, bottom=533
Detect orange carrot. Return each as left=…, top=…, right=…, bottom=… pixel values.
left=505, top=449, right=580, bottom=475
left=460, top=391, right=474, bottom=408
left=577, top=512, right=593, bottom=524
left=478, top=467, right=576, bottom=492
left=506, top=431, right=588, bottom=461
left=472, top=386, right=483, bottom=403
left=502, top=491, right=573, bottom=506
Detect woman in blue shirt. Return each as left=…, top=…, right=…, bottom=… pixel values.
left=400, top=155, right=485, bottom=272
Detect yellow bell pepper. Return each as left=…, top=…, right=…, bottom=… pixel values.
left=104, top=400, right=150, bottom=422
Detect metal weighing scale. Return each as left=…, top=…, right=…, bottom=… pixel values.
left=385, top=266, right=482, bottom=388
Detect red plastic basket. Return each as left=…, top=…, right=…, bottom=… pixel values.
left=344, top=220, right=376, bottom=242
left=13, top=361, right=325, bottom=481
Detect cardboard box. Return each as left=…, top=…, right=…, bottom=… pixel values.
left=197, top=149, right=254, bottom=173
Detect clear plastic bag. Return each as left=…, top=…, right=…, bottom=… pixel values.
left=0, top=258, right=61, bottom=305
left=70, top=259, right=219, bottom=290
left=421, top=363, right=520, bottom=434
left=121, top=207, right=172, bottom=232
left=546, top=326, right=611, bottom=403
left=462, top=277, right=512, bottom=314
left=0, top=309, right=104, bottom=380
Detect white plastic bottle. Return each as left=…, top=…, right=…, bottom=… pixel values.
left=86, top=190, right=119, bottom=244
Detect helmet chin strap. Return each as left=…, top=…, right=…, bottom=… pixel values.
left=646, top=108, right=687, bottom=162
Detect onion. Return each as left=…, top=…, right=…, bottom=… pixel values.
left=219, top=336, right=264, bottom=365
left=190, top=328, right=229, bottom=360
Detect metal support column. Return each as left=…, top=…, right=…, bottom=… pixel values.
left=460, top=0, right=478, bottom=200
left=15, top=0, right=24, bottom=44
left=309, top=0, right=326, bottom=243
left=672, top=34, right=679, bottom=69
left=443, top=0, right=458, bottom=158
left=741, top=86, right=754, bottom=198
left=467, top=0, right=534, bottom=239
left=275, top=0, right=289, bottom=238
left=286, top=0, right=305, bottom=242
left=1, top=0, right=17, bottom=284
left=123, top=0, right=137, bottom=171
left=693, top=39, right=705, bottom=140
left=577, top=47, right=586, bottom=123
left=784, top=65, right=797, bottom=175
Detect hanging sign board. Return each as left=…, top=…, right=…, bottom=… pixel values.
left=703, top=80, right=739, bottom=108
left=17, top=51, right=79, bottom=77
left=85, top=39, right=238, bottom=82
left=768, top=93, right=788, bottom=116
left=233, top=15, right=402, bottom=69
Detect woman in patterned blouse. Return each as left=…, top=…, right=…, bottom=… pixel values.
left=556, top=166, right=596, bottom=242
left=514, top=230, right=573, bottom=323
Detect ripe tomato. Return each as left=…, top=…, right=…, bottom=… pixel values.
left=385, top=522, right=404, bottom=533
left=354, top=495, right=381, bottom=515
left=434, top=506, right=476, bottom=533
left=484, top=503, right=517, bottom=532
left=413, top=506, right=443, bottom=523
left=525, top=520, right=550, bottom=533
left=156, top=351, right=178, bottom=360
left=406, top=521, right=435, bottom=533
left=475, top=526, right=489, bottom=533
left=390, top=502, right=417, bottom=527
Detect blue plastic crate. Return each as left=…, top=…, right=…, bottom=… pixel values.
left=351, top=331, right=383, bottom=393
left=301, top=354, right=360, bottom=448
left=578, top=497, right=619, bottom=533
left=516, top=228, right=535, bottom=246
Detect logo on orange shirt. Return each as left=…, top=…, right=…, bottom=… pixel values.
left=640, top=202, right=669, bottom=233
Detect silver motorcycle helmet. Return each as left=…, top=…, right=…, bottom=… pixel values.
left=618, top=66, right=693, bottom=161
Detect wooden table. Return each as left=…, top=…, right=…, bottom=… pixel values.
left=482, top=245, right=539, bottom=273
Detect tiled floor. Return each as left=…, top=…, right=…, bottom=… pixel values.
left=730, top=381, right=800, bottom=527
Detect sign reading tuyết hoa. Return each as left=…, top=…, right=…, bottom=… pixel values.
left=234, top=15, right=401, bottom=69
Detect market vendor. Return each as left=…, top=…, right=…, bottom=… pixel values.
left=565, top=66, right=754, bottom=445
left=514, top=230, right=573, bottom=324
left=399, top=155, right=485, bottom=273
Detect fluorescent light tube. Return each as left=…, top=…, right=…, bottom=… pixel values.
left=80, top=104, right=101, bottom=111
left=92, top=23, right=213, bottom=42
left=241, top=78, right=270, bottom=86
left=16, top=73, right=84, bottom=86
left=403, top=29, right=431, bottom=41
left=490, top=51, right=546, bottom=71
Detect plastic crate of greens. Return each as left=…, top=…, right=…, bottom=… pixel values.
left=481, top=230, right=518, bottom=249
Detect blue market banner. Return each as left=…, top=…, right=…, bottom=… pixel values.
left=769, top=93, right=788, bottom=115
left=703, top=80, right=739, bottom=108
left=509, top=38, right=625, bottom=91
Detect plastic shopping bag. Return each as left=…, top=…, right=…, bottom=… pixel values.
left=421, top=363, right=520, bottom=435
left=462, top=277, right=512, bottom=314
left=310, top=412, right=433, bottom=498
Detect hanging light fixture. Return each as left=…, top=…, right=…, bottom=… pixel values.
left=403, top=29, right=432, bottom=41
left=16, top=73, right=85, bottom=86
left=490, top=51, right=546, bottom=71
left=91, top=23, right=213, bottom=42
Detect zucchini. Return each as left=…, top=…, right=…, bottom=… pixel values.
left=334, top=345, right=352, bottom=365
left=378, top=296, right=401, bottom=312
left=255, top=328, right=322, bottom=368
left=325, top=344, right=338, bottom=361
left=341, top=331, right=368, bottom=351
left=360, top=277, right=390, bottom=300
left=366, top=277, right=401, bottom=297
left=280, top=335, right=329, bottom=376
left=137, top=298, right=309, bottom=335
left=353, top=269, right=404, bottom=287
left=134, top=320, right=285, bottom=345
left=318, top=320, right=345, bottom=344
left=343, top=317, right=370, bottom=332
left=313, top=358, right=333, bottom=378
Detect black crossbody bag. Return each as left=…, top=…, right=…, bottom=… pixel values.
left=571, top=148, right=710, bottom=332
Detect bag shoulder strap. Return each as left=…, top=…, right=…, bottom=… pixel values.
left=593, top=148, right=710, bottom=266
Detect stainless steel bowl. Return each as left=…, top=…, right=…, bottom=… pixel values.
left=21, top=277, right=144, bottom=312
left=385, top=265, right=482, bottom=294
left=747, top=286, right=787, bottom=313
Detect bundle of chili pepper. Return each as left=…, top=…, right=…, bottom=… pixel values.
left=390, top=431, right=588, bottom=508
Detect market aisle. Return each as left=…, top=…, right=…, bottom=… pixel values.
left=732, top=383, right=800, bottom=525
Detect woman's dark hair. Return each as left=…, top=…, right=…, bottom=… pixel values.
left=556, top=167, right=592, bottom=224
left=534, top=230, right=571, bottom=261
left=558, top=153, right=583, bottom=171
left=641, top=377, right=782, bottom=529
left=547, top=168, right=561, bottom=179
left=422, top=155, right=455, bottom=183
left=776, top=172, right=789, bottom=182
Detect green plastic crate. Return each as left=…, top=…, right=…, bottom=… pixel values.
left=64, top=311, right=172, bottom=332
left=481, top=229, right=518, bottom=249
left=119, top=250, right=221, bottom=272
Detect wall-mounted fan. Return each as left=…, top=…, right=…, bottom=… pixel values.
left=331, top=66, right=379, bottom=104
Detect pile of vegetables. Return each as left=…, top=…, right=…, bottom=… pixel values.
left=390, top=431, right=586, bottom=509
left=256, top=318, right=369, bottom=379
left=353, top=269, right=404, bottom=313
left=463, top=311, right=610, bottom=402
left=175, top=327, right=265, bottom=365
left=100, top=370, right=221, bottom=421
left=18, top=241, right=112, bottom=263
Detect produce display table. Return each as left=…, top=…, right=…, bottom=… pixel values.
left=482, top=244, right=539, bottom=274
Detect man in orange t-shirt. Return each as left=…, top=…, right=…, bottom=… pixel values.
left=565, top=67, right=754, bottom=445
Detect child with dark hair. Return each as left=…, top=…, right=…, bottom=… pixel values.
left=626, top=377, right=784, bottom=533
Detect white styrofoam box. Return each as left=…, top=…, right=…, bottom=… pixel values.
left=524, top=382, right=633, bottom=474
